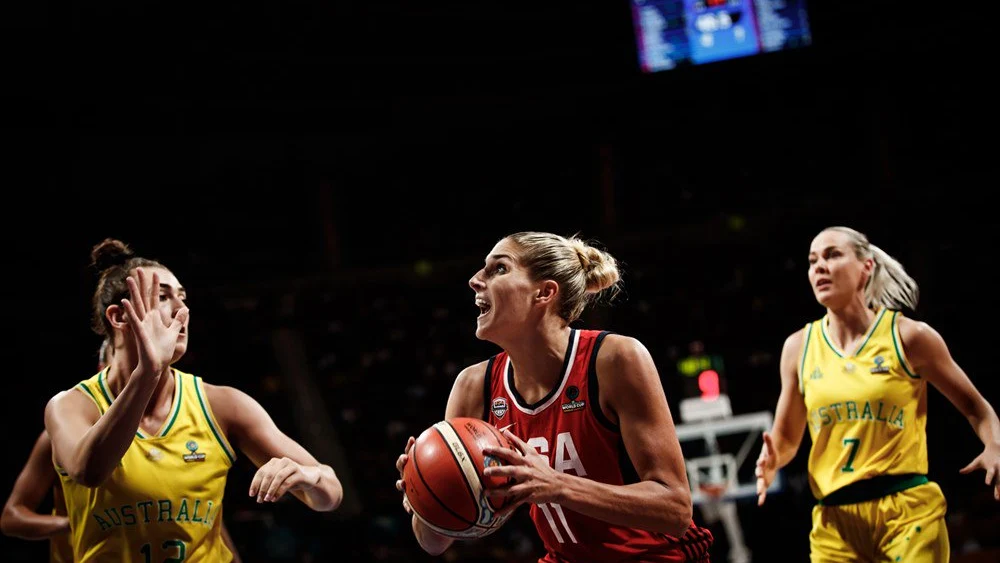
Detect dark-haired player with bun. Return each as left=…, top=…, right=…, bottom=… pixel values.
left=2, top=341, right=244, bottom=562
left=396, top=231, right=713, bottom=562
left=43, top=239, right=343, bottom=562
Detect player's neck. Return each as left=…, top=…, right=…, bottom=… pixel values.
left=825, top=300, right=877, bottom=348
left=505, top=324, right=572, bottom=403
left=106, top=353, right=175, bottom=411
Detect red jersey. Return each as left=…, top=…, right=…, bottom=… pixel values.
left=483, top=329, right=713, bottom=563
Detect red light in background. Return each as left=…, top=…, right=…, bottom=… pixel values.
left=698, top=370, right=720, bottom=400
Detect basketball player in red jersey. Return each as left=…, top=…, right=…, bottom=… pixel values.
left=396, top=231, right=712, bottom=562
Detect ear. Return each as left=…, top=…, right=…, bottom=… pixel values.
left=105, top=304, right=128, bottom=331
left=859, top=257, right=876, bottom=290
left=534, top=280, right=559, bottom=305
left=862, top=257, right=875, bottom=274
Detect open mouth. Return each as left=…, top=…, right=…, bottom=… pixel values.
left=816, top=279, right=832, bottom=290
left=475, top=296, right=492, bottom=318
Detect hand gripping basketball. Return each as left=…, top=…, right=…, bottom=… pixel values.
left=400, top=418, right=520, bottom=539
left=482, top=428, right=563, bottom=506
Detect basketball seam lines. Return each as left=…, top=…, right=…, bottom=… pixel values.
left=411, top=433, right=477, bottom=528
left=434, top=423, right=482, bottom=526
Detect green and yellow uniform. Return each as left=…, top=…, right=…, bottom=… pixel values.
left=799, top=308, right=948, bottom=562
left=57, top=368, right=236, bottom=562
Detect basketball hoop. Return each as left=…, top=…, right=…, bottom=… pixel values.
left=697, top=482, right=728, bottom=500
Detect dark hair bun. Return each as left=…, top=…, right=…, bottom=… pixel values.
left=90, top=238, right=134, bottom=271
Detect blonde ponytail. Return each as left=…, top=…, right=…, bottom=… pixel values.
left=824, top=226, right=919, bottom=311
left=867, top=244, right=919, bottom=311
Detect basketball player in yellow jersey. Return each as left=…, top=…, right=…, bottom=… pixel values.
left=43, top=239, right=343, bottom=562
left=2, top=343, right=244, bottom=563
left=755, top=226, right=1000, bottom=562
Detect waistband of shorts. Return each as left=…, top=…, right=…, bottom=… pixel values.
left=818, top=473, right=929, bottom=506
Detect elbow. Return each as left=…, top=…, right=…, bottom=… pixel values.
left=69, top=464, right=109, bottom=489
left=1, top=504, right=29, bottom=539
left=422, top=543, right=449, bottom=557
left=662, top=509, right=693, bottom=539
left=418, top=535, right=451, bottom=557
left=656, top=484, right=693, bottom=538
left=0, top=505, right=15, bottom=537
left=413, top=515, right=453, bottom=556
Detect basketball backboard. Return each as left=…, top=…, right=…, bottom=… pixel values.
left=675, top=407, right=782, bottom=505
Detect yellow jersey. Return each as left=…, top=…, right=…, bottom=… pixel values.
left=57, top=368, right=237, bottom=562
left=799, top=308, right=927, bottom=500
left=50, top=483, right=73, bottom=563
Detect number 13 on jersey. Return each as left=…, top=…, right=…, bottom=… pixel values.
left=141, top=540, right=186, bottom=562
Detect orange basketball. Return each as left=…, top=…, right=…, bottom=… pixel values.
left=402, top=417, right=518, bottom=539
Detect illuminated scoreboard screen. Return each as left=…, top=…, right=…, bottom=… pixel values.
left=630, top=0, right=812, bottom=72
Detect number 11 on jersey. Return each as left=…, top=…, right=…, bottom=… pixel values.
left=539, top=503, right=578, bottom=543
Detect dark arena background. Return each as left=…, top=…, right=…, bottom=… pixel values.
left=2, top=1, right=996, bottom=561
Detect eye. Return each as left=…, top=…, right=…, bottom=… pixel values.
left=495, top=264, right=507, bottom=274
left=159, top=294, right=169, bottom=302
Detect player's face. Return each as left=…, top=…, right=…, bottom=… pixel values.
left=807, top=230, right=870, bottom=309
left=141, top=267, right=190, bottom=363
left=468, top=239, right=539, bottom=342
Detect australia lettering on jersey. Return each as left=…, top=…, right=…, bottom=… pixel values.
left=809, top=399, right=905, bottom=432
left=92, top=497, right=217, bottom=531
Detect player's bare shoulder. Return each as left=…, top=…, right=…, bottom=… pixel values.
left=894, top=314, right=947, bottom=367
left=446, top=360, right=491, bottom=419
left=783, top=326, right=807, bottom=355
left=46, top=386, right=100, bottom=423
left=777, top=326, right=808, bottom=382
left=896, top=314, right=937, bottom=343
left=594, top=334, right=654, bottom=379
left=198, top=382, right=256, bottom=434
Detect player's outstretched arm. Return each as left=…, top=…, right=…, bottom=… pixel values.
left=207, top=384, right=343, bottom=512
left=755, top=329, right=808, bottom=506
left=900, top=318, right=1000, bottom=501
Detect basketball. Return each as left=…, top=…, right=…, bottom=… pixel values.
left=402, top=417, right=518, bottom=539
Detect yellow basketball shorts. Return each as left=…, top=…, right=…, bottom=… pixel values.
left=810, top=482, right=949, bottom=562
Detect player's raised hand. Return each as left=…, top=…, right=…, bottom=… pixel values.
left=959, top=444, right=1000, bottom=501
left=121, top=268, right=188, bottom=376
left=755, top=431, right=778, bottom=506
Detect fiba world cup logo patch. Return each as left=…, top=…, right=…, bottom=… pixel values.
left=183, top=440, right=206, bottom=463
left=491, top=397, right=508, bottom=419
left=561, top=385, right=585, bottom=413
left=870, top=355, right=890, bottom=374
